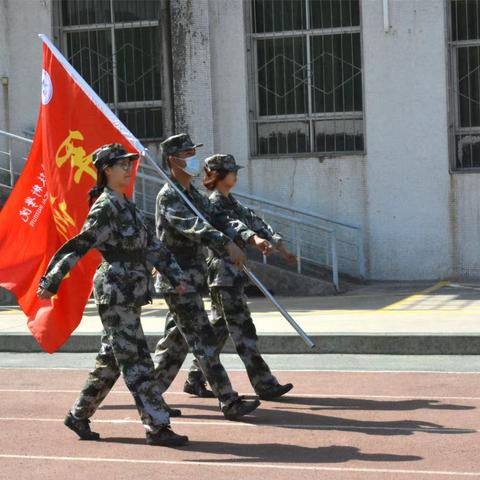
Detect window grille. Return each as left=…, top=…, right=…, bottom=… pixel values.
left=57, top=0, right=170, bottom=141
left=449, top=0, right=480, bottom=170
left=247, top=0, right=364, bottom=156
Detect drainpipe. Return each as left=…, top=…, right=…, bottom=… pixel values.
left=1, top=76, right=13, bottom=187
left=383, top=0, right=391, bottom=33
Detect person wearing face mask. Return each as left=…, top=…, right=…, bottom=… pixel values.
left=185, top=154, right=296, bottom=400
left=152, top=133, right=269, bottom=420
left=37, top=143, right=189, bottom=447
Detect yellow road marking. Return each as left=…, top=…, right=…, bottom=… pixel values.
left=381, top=280, right=450, bottom=311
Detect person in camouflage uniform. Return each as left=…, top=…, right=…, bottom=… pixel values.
left=185, top=154, right=295, bottom=399
left=152, top=134, right=269, bottom=420
left=37, top=143, right=189, bottom=447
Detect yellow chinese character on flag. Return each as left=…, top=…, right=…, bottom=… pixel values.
left=50, top=196, right=77, bottom=241
left=56, top=131, right=97, bottom=184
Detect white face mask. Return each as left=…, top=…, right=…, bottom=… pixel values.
left=181, top=154, right=201, bottom=177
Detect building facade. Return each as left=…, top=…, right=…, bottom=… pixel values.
left=0, top=0, right=479, bottom=281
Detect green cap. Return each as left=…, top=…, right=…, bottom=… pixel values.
left=204, top=154, right=243, bottom=172
left=92, top=143, right=139, bottom=170
left=161, top=133, right=203, bottom=156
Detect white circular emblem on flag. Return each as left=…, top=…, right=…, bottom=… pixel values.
left=41, top=69, right=53, bottom=105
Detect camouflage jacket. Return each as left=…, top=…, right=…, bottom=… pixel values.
left=155, top=179, right=256, bottom=293
left=207, top=191, right=283, bottom=287
left=40, top=187, right=186, bottom=306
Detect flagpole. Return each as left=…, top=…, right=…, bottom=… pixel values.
left=38, top=34, right=315, bottom=349
left=143, top=151, right=316, bottom=349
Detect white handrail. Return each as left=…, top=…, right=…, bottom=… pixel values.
left=234, top=190, right=361, bottom=230
left=0, top=130, right=33, bottom=144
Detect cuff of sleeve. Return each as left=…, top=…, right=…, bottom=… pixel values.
left=239, top=229, right=256, bottom=244
left=214, top=232, right=231, bottom=249
left=39, top=276, right=59, bottom=295
left=272, top=233, right=283, bottom=246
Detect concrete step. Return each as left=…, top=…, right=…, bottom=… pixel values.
left=246, top=261, right=337, bottom=296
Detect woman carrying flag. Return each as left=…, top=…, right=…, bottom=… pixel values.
left=36, top=143, right=189, bottom=447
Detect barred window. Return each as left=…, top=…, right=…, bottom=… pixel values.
left=450, top=0, right=480, bottom=170
left=57, top=0, right=169, bottom=141
left=247, top=0, right=364, bottom=157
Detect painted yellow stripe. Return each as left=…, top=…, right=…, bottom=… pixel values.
left=382, top=280, right=450, bottom=311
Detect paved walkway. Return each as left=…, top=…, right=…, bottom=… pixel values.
left=1, top=281, right=480, bottom=335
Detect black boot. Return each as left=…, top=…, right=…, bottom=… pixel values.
left=166, top=406, right=182, bottom=418
left=64, top=412, right=100, bottom=441
left=257, top=383, right=294, bottom=400
left=222, top=397, right=261, bottom=421
left=146, top=426, right=189, bottom=447
left=183, top=380, right=215, bottom=398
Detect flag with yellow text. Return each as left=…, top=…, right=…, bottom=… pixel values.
left=0, top=36, right=143, bottom=352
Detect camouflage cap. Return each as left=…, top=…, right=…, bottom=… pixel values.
left=161, top=133, right=203, bottom=156
left=204, top=154, right=243, bottom=172
left=92, top=143, right=139, bottom=170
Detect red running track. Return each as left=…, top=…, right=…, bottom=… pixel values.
left=0, top=368, right=479, bottom=479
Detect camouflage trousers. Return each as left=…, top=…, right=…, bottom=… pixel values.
left=71, top=304, right=170, bottom=433
left=188, top=284, right=279, bottom=394
left=153, top=292, right=239, bottom=408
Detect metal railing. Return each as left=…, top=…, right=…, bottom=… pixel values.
left=0, top=130, right=32, bottom=192
left=234, top=190, right=365, bottom=280
left=0, top=130, right=365, bottom=290
left=248, top=205, right=340, bottom=290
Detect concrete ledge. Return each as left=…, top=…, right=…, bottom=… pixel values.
left=1, top=333, right=480, bottom=355
left=247, top=261, right=337, bottom=296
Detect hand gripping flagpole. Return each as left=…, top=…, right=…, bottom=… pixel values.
left=38, top=33, right=315, bottom=349
left=142, top=150, right=315, bottom=349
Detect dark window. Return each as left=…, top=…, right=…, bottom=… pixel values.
left=59, top=0, right=166, bottom=140
left=249, top=0, right=364, bottom=156
left=450, top=0, right=480, bottom=169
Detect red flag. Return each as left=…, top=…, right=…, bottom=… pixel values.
left=0, top=35, right=144, bottom=353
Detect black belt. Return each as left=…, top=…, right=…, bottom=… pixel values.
left=102, top=251, right=147, bottom=263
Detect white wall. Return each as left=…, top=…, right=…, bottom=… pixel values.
left=450, top=173, right=480, bottom=278
left=0, top=0, right=53, bottom=171
left=4, top=0, right=52, bottom=137
left=362, top=0, right=452, bottom=279
left=207, top=0, right=464, bottom=280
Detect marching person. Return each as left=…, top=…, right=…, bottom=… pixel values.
left=185, top=154, right=295, bottom=400
left=153, top=134, right=269, bottom=419
left=37, top=143, right=189, bottom=447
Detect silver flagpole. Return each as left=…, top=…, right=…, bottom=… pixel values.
left=143, top=151, right=316, bottom=349
left=38, top=34, right=315, bottom=349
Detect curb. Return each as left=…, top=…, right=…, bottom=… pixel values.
left=1, top=333, right=480, bottom=355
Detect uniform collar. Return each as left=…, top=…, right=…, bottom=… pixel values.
left=169, top=177, right=200, bottom=197
left=104, top=186, right=129, bottom=210
left=211, top=190, right=234, bottom=204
